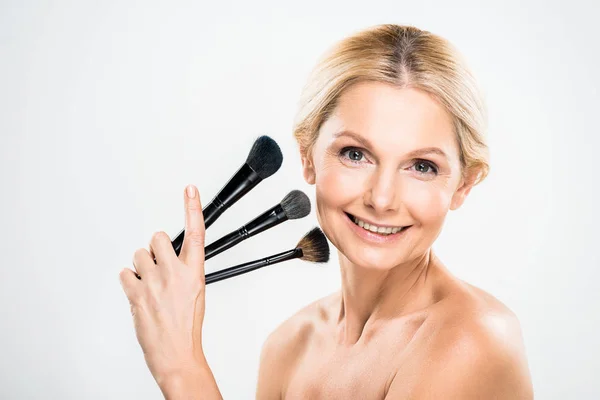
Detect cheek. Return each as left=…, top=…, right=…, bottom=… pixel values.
left=315, top=163, right=367, bottom=207
left=403, top=181, right=453, bottom=225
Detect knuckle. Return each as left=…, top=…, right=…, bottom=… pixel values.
left=185, top=231, right=205, bottom=247
left=119, top=268, right=129, bottom=281
left=129, top=292, right=143, bottom=306
left=151, top=231, right=170, bottom=245
left=119, top=273, right=141, bottom=304
left=186, top=199, right=202, bottom=212
left=133, top=248, right=147, bottom=264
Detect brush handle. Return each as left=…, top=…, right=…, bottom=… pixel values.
left=136, top=246, right=303, bottom=282
left=205, top=247, right=303, bottom=284
left=168, top=163, right=262, bottom=259
left=203, top=204, right=287, bottom=261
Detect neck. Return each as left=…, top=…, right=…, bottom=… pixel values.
left=336, top=248, right=438, bottom=346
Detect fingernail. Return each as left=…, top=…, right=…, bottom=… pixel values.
left=186, top=185, right=196, bottom=198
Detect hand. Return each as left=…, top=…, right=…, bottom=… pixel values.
left=120, top=184, right=208, bottom=385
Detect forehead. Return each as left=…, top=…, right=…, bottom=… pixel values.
left=319, top=81, right=458, bottom=157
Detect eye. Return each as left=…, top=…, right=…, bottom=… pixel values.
left=412, top=159, right=438, bottom=175
left=340, top=147, right=367, bottom=163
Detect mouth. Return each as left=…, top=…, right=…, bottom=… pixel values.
left=344, top=212, right=411, bottom=237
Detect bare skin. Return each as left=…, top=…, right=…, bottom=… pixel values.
left=121, top=81, right=533, bottom=399
left=256, top=82, right=533, bottom=399
left=256, top=254, right=532, bottom=399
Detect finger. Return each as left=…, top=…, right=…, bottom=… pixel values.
left=132, top=248, right=154, bottom=279
left=149, top=231, right=177, bottom=267
left=179, top=184, right=206, bottom=271
left=119, top=267, right=142, bottom=302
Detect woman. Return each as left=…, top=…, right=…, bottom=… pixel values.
left=119, top=24, right=533, bottom=399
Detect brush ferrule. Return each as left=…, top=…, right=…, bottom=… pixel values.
left=203, top=163, right=261, bottom=229
left=264, top=247, right=302, bottom=265
left=245, top=204, right=287, bottom=236
left=203, top=204, right=286, bottom=261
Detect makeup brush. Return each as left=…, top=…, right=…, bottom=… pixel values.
left=203, top=190, right=311, bottom=261
left=170, top=135, right=283, bottom=257
left=205, top=227, right=329, bottom=285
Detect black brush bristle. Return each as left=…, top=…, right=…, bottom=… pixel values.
left=246, top=135, right=283, bottom=179
left=297, top=227, right=330, bottom=263
left=280, top=190, right=311, bottom=220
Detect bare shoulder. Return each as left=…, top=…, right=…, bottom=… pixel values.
left=255, top=292, right=337, bottom=400
left=260, top=291, right=337, bottom=358
left=389, top=280, right=534, bottom=399
left=449, top=281, right=529, bottom=362
left=433, top=282, right=534, bottom=398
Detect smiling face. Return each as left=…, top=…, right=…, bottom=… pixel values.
left=301, top=81, right=475, bottom=270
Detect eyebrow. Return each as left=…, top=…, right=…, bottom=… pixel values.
left=333, top=130, right=373, bottom=148
left=332, top=130, right=449, bottom=160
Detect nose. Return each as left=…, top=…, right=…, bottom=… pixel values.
left=363, top=166, right=399, bottom=214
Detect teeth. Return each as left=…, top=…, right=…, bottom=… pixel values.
left=349, top=214, right=404, bottom=236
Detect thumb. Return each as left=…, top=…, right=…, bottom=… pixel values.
left=180, top=184, right=206, bottom=271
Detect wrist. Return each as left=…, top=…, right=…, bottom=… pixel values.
left=156, top=358, right=222, bottom=400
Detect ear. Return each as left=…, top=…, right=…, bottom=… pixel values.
left=450, top=168, right=479, bottom=210
left=300, top=147, right=316, bottom=185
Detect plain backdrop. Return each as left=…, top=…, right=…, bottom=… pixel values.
left=1, top=0, right=599, bottom=398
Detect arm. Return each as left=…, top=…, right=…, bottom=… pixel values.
left=157, top=356, right=223, bottom=400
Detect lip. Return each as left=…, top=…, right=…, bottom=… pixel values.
left=343, top=212, right=411, bottom=244
left=346, top=213, right=404, bottom=229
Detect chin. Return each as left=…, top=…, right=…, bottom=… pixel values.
left=342, top=245, right=407, bottom=271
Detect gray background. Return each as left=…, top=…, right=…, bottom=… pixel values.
left=1, top=0, right=599, bottom=398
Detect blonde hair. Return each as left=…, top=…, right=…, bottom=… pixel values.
left=293, top=24, right=489, bottom=185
